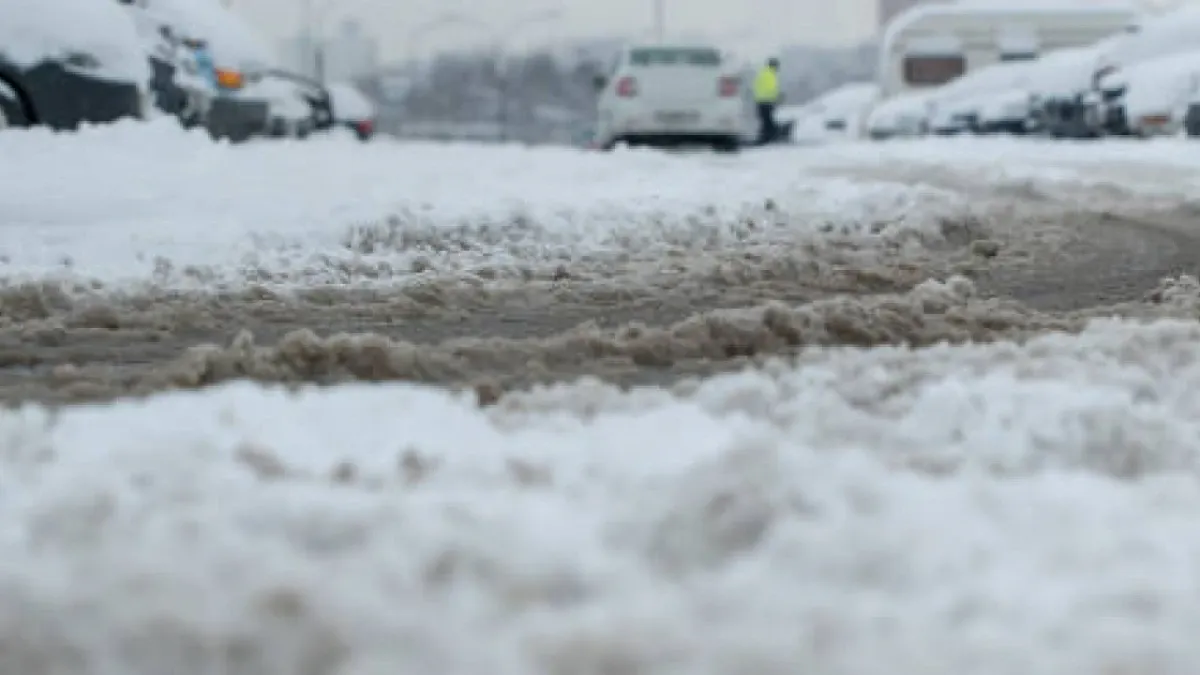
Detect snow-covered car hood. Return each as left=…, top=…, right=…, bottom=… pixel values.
left=977, top=88, right=1031, bottom=123
left=795, top=81, right=878, bottom=140
left=867, top=92, right=933, bottom=134
left=0, top=0, right=149, bottom=85
left=326, top=82, right=375, bottom=121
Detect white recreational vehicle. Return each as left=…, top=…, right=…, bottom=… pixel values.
left=878, top=0, right=1141, bottom=98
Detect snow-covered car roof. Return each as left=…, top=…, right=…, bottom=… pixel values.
left=1024, top=43, right=1108, bottom=99
left=1099, top=6, right=1200, bottom=71
left=930, top=59, right=1036, bottom=108
left=0, top=0, right=149, bottom=84
left=325, top=82, right=375, bottom=121
left=134, top=0, right=274, bottom=72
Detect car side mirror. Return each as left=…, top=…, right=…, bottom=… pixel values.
left=593, top=74, right=608, bottom=91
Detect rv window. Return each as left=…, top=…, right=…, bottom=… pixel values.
left=629, top=47, right=722, bottom=67
left=1000, top=52, right=1037, bottom=62
left=902, top=55, right=965, bottom=86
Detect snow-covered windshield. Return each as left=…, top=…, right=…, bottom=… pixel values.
left=0, top=0, right=149, bottom=84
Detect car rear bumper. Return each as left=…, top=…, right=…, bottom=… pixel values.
left=17, top=62, right=143, bottom=129
left=604, top=105, right=747, bottom=139
left=206, top=96, right=269, bottom=142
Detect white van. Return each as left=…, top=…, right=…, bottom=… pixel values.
left=878, top=0, right=1140, bottom=99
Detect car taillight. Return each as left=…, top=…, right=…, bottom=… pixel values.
left=718, top=76, right=739, bottom=97
left=616, top=76, right=637, bottom=97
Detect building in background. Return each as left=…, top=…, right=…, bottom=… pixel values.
left=279, top=18, right=379, bottom=82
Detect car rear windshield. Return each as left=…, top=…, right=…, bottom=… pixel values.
left=629, top=47, right=722, bottom=67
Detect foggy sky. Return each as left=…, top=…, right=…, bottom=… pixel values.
left=225, top=0, right=878, bottom=62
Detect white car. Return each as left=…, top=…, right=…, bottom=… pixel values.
left=593, top=43, right=755, bottom=151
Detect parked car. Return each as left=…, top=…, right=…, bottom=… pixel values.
left=1078, top=7, right=1200, bottom=137
left=0, top=0, right=149, bottom=130
left=325, top=81, right=376, bottom=141
left=128, top=0, right=274, bottom=142
left=244, top=73, right=318, bottom=138
left=1024, top=42, right=1110, bottom=138
left=593, top=43, right=755, bottom=151
left=1116, top=50, right=1200, bottom=137
left=925, top=59, right=1037, bottom=135
left=257, top=69, right=334, bottom=138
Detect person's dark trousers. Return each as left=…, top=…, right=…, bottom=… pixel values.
left=756, top=102, right=777, bottom=144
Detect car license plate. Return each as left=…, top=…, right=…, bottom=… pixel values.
left=655, top=110, right=699, bottom=124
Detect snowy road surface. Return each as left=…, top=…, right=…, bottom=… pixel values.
left=4, top=121, right=1200, bottom=672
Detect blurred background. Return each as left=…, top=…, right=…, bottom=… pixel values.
left=215, top=0, right=899, bottom=143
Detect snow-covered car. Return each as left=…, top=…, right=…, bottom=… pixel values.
left=1117, top=50, right=1200, bottom=137
left=866, top=90, right=935, bottom=140
left=593, top=44, right=755, bottom=151
left=255, top=69, right=334, bottom=138
left=925, top=59, right=1038, bottom=135
left=131, top=0, right=274, bottom=141
left=1081, top=7, right=1200, bottom=137
left=791, top=82, right=878, bottom=142
left=120, top=0, right=214, bottom=129
left=0, top=0, right=149, bottom=129
left=1024, top=43, right=1108, bottom=138
left=243, top=73, right=317, bottom=138
left=325, top=81, right=376, bottom=141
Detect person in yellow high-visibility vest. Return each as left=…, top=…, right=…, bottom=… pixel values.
left=753, top=57, right=781, bottom=144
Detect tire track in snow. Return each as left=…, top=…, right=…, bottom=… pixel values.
left=0, top=204, right=1197, bottom=404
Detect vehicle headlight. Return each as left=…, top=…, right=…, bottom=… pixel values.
left=62, top=51, right=102, bottom=70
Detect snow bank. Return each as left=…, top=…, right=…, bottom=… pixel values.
left=3, top=315, right=1200, bottom=672
left=0, top=0, right=149, bottom=84
left=0, top=119, right=975, bottom=291
left=326, top=82, right=375, bottom=121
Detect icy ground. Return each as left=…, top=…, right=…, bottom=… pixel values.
left=3, top=121, right=1200, bottom=673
